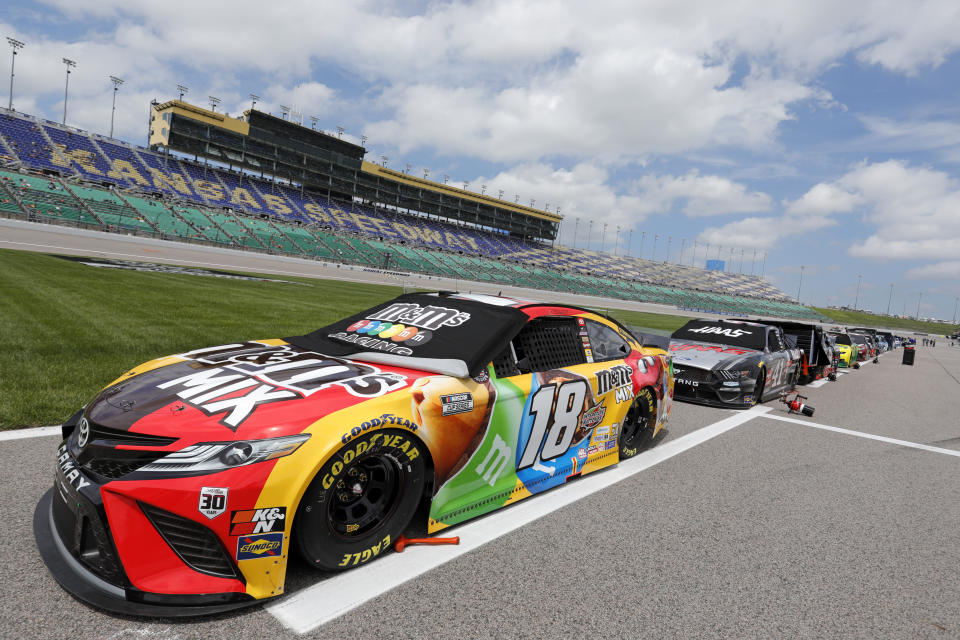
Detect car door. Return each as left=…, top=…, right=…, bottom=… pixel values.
left=426, top=314, right=627, bottom=532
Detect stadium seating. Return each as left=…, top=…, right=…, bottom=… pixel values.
left=0, top=108, right=823, bottom=320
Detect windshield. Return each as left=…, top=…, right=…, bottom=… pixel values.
left=829, top=332, right=851, bottom=346
left=850, top=334, right=868, bottom=345
left=671, top=320, right=767, bottom=350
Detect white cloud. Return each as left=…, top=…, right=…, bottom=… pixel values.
left=635, top=171, right=772, bottom=217
left=11, top=1, right=960, bottom=164
left=700, top=159, right=960, bottom=258
left=907, top=261, right=960, bottom=280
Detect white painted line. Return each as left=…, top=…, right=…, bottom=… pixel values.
left=0, top=426, right=61, bottom=442
left=805, top=377, right=834, bottom=388
left=267, top=406, right=772, bottom=634
left=764, top=413, right=960, bottom=458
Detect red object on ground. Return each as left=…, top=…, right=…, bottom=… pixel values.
left=393, top=534, right=460, bottom=552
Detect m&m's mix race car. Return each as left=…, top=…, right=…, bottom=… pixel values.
left=36, top=292, right=673, bottom=616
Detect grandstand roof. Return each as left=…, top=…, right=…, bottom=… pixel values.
left=149, top=100, right=561, bottom=240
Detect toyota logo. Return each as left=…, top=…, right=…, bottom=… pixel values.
left=77, top=417, right=90, bottom=449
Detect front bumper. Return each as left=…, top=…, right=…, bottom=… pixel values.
left=672, top=370, right=756, bottom=409
left=34, top=445, right=261, bottom=617
left=34, top=489, right=257, bottom=617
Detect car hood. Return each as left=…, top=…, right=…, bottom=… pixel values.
left=86, top=340, right=420, bottom=442
left=668, top=340, right=761, bottom=371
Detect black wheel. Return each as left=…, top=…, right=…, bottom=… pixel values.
left=752, top=370, right=766, bottom=405
left=618, top=387, right=656, bottom=459
left=294, top=429, right=427, bottom=571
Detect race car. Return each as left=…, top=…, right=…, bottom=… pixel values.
left=850, top=332, right=879, bottom=363
left=669, top=318, right=801, bottom=408
left=732, top=319, right=836, bottom=385
left=35, top=292, right=673, bottom=616
left=826, top=331, right=859, bottom=368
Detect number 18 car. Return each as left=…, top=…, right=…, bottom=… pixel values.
left=35, top=292, right=673, bottom=616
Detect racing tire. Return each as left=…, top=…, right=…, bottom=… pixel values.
left=618, top=387, right=656, bottom=459
left=752, top=370, right=766, bottom=405
left=294, top=429, right=427, bottom=571
left=853, top=362, right=860, bottom=369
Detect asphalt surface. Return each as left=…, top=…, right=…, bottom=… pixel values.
left=3, top=343, right=958, bottom=639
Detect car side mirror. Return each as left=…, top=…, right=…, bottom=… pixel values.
left=515, top=357, right=530, bottom=373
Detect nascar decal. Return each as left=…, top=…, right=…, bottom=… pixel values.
left=440, top=393, right=474, bottom=416
left=198, top=487, right=228, bottom=519
left=670, top=342, right=753, bottom=356
left=158, top=343, right=407, bottom=429
left=236, top=532, right=283, bottom=560
left=230, top=507, right=286, bottom=535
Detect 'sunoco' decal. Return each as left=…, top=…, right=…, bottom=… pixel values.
left=236, top=532, right=284, bottom=560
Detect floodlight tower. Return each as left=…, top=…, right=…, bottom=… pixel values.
left=7, top=37, right=24, bottom=110
left=177, top=84, right=188, bottom=100
left=249, top=93, right=259, bottom=111
left=209, top=96, right=221, bottom=112
left=108, top=76, right=123, bottom=138
left=62, top=58, right=76, bottom=124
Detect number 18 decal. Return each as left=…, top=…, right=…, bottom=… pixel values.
left=518, top=380, right=587, bottom=470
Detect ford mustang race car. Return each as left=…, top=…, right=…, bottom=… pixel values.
left=669, top=319, right=801, bottom=408
left=35, top=292, right=673, bottom=616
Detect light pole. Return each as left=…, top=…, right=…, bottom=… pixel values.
left=177, top=84, right=189, bottom=101
left=573, top=217, right=580, bottom=248
left=797, top=265, right=805, bottom=302
left=7, top=37, right=24, bottom=110
left=108, top=76, right=123, bottom=138
left=336, top=126, right=344, bottom=139
left=310, top=116, right=318, bottom=130
left=854, top=274, right=862, bottom=310
left=916, top=292, right=923, bottom=320
left=614, top=225, right=621, bottom=255
left=953, top=296, right=959, bottom=323
left=209, top=96, right=221, bottom=112
left=886, top=283, right=894, bottom=316
left=652, top=234, right=658, bottom=261
left=628, top=229, right=634, bottom=257
left=250, top=93, right=259, bottom=111
left=693, top=241, right=699, bottom=266
left=751, top=249, right=757, bottom=275
left=601, top=222, right=607, bottom=251
left=739, top=248, right=745, bottom=274
left=639, top=231, right=646, bottom=260
left=361, top=135, right=367, bottom=147
left=666, top=236, right=672, bottom=263
left=588, top=220, right=594, bottom=250
left=680, top=238, right=686, bottom=264
left=279, top=104, right=289, bottom=119
left=760, top=252, right=766, bottom=278
left=62, top=58, right=76, bottom=125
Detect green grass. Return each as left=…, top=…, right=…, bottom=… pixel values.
left=0, top=248, right=692, bottom=428
left=813, top=307, right=958, bottom=335
left=0, top=250, right=401, bottom=428
left=601, top=309, right=694, bottom=333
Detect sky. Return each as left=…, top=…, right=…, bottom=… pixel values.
left=3, top=0, right=960, bottom=323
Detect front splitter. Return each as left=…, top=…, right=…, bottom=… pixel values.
left=33, top=489, right=262, bottom=618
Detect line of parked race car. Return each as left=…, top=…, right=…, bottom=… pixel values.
left=664, top=317, right=909, bottom=409
left=32, top=291, right=910, bottom=618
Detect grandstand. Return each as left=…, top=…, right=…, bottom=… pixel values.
left=0, top=106, right=822, bottom=320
